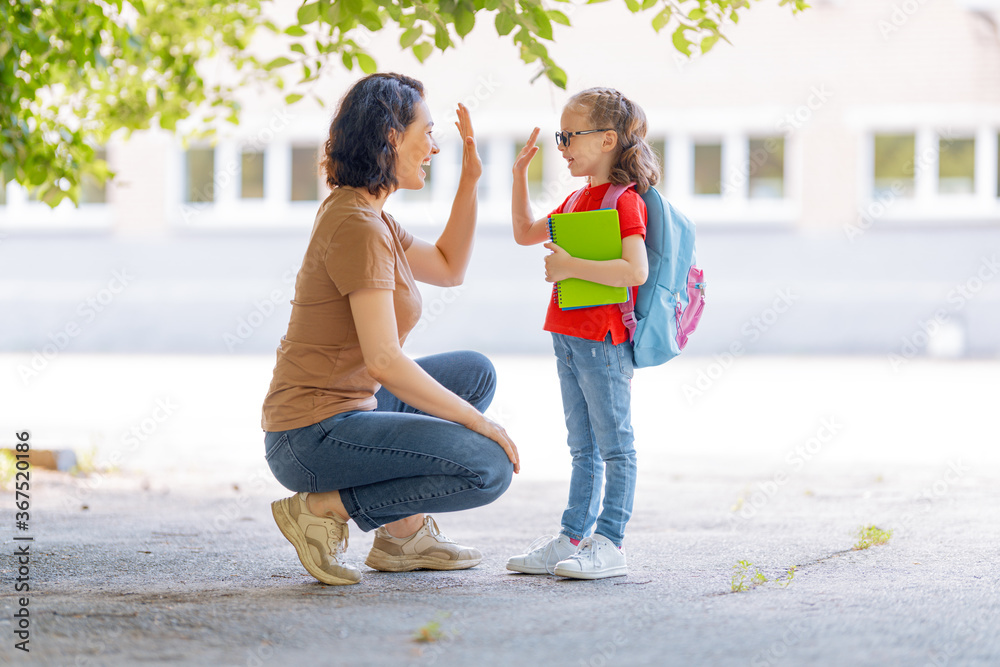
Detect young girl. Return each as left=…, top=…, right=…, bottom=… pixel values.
left=507, top=87, right=659, bottom=579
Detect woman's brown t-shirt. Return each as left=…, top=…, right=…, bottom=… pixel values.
left=261, top=187, right=422, bottom=431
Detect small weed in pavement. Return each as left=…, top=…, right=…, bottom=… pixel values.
left=413, top=613, right=451, bottom=643
left=0, top=449, right=15, bottom=489
left=853, top=525, right=893, bottom=550
left=731, top=560, right=768, bottom=592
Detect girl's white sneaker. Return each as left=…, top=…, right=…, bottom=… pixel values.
left=506, top=533, right=578, bottom=574
left=553, top=534, right=627, bottom=580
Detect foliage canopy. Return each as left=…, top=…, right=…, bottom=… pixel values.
left=1, top=0, right=807, bottom=206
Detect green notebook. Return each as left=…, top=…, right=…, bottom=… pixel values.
left=548, top=209, right=628, bottom=310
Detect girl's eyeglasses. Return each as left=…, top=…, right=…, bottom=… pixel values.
left=555, top=129, right=613, bottom=148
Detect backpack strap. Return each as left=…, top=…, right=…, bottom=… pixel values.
left=600, top=182, right=634, bottom=211
left=565, top=186, right=588, bottom=213
left=600, top=182, right=639, bottom=343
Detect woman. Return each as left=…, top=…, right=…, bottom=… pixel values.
left=261, top=73, right=519, bottom=586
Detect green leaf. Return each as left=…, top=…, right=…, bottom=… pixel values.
left=285, top=93, right=304, bottom=104
left=672, top=26, right=692, bottom=56
left=412, top=41, right=434, bottom=62
left=359, top=11, right=383, bottom=31
left=652, top=6, right=673, bottom=32
left=547, top=9, right=571, bottom=26
left=433, top=24, right=452, bottom=49
left=624, top=0, right=640, bottom=12
left=529, top=6, right=553, bottom=40
left=700, top=33, right=720, bottom=53
left=284, top=25, right=307, bottom=37
left=356, top=52, right=377, bottom=74
left=342, top=51, right=354, bottom=69
left=495, top=11, right=515, bottom=36
left=641, top=0, right=656, bottom=9
left=690, top=8, right=706, bottom=20
left=455, top=6, right=475, bottom=37
left=400, top=27, right=422, bottom=48
left=290, top=43, right=306, bottom=55
left=547, top=64, right=568, bottom=89
left=323, top=1, right=342, bottom=24
left=297, top=2, right=320, bottom=24
left=265, top=56, right=294, bottom=70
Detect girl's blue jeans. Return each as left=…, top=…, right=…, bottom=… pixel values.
left=263, top=351, right=513, bottom=532
left=553, top=332, right=637, bottom=548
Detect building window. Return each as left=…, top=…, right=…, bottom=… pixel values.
left=515, top=141, right=544, bottom=198
left=80, top=149, right=108, bottom=204
left=185, top=147, right=215, bottom=203
left=240, top=150, right=265, bottom=199
left=693, top=142, right=722, bottom=195
left=748, top=137, right=784, bottom=199
left=291, top=145, right=319, bottom=202
left=873, top=133, right=915, bottom=198
left=938, top=137, right=975, bottom=195
left=649, top=138, right=667, bottom=193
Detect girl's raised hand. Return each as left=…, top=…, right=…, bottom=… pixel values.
left=454, top=102, right=482, bottom=183
left=513, top=127, right=540, bottom=177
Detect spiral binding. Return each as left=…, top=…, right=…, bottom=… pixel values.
left=548, top=217, right=563, bottom=307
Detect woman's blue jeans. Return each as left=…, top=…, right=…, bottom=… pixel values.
left=264, top=351, right=513, bottom=532
left=553, top=332, right=637, bottom=548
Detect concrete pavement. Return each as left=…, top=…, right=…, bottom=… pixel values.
left=2, top=457, right=998, bottom=666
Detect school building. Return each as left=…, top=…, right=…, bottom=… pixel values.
left=2, top=0, right=999, bottom=358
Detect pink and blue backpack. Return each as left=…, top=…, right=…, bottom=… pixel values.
left=565, top=182, right=705, bottom=367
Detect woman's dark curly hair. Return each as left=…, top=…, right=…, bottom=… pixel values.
left=322, top=73, right=425, bottom=197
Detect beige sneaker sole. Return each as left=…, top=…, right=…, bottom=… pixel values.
left=271, top=498, right=361, bottom=586
left=365, top=547, right=482, bottom=572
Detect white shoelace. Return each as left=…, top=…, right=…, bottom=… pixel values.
left=324, top=520, right=349, bottom=557
left=525, top=534, right=565, bottom=575
left=564, top=536, right=594, bottom=563
left=423, top=516, right=454, bottom=543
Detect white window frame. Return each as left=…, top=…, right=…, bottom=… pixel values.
left=167, top=111, right=330, bottom=231
left=651, top=107, right=800, bottom=225
left=859, top=122, right=1000, bottom=224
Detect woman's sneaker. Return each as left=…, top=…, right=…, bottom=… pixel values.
left=271, top=492, right=362, bottom=585
left=506, top=533, right=578, bottom=575
left=365, top=515, right=482, bottom=572
left=553, top=534, right=627, bottom=580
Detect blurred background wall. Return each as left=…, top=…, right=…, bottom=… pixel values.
left=2, top=0, right=999, bottom=362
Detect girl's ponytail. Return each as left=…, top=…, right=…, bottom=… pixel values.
left=567, top=88, right=660, bottom=194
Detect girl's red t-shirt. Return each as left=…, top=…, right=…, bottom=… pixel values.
left=543, top=182, right=647, bottom=344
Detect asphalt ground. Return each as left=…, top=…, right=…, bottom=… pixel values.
left=2, top=456, right=998, bottom=667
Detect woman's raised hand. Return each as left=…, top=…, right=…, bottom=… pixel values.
left=455, top=102, right=482, bottom=183
left=513, top=127, right=540, bottom=177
